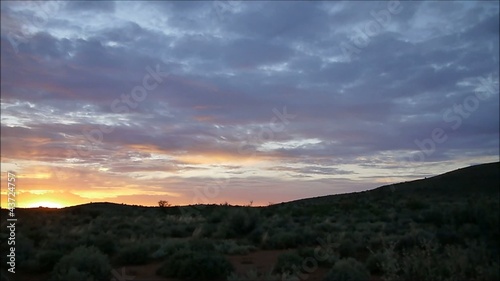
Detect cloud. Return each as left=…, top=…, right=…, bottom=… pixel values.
left=1, top=1, right=498, bottom=206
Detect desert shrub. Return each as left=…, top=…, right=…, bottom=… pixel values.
left=115, top=242, right=152, bottom=265
left=207, top=208, right=226, bottom=223
left=12, top=234, right=35, bottom=264
left=215, top=240, right=256, bottom=255
left=435, top=228, right=464, bottom=246
left=365, top=251, right=388, bottom=275
left=316, top=222, right=335, bottom=232
left=248, top=227, right=265, bottom=245
left=383, top=240, right=446, bottom=281
left=298, top=227, right=320, bottom=246
left=297, top=247, right=337, bottom=267
left=198, top=223, right=217, bottom=238
left=405, top=197, right=427, bottom=211
left=228, top=208, right=260, bottom=237
left=115, top=221, right=132, bottom=230
left=18, top=258, right=40, bottom=273
left=189, top=238, right=216, bottom=252
left=171, top=225, right=193, bottom=238
left=117, top=228, right=134, bottom=239
left=419, top=208, right=445, bottom=226
left=212, top=223, right=230, bottom=239
left=1, top=271, right=9, bottom=281
left=50, top=246, right=111, bottom=281
left=337, top=238, right=359, bottom=258
left=323, top=258, right=370, bottom=281
left=273, top=252, right=303, bottom=275
left=478, top=262, right=500, bottom=281
left=382, top=240, right=498, bottom=281
left=37, top=249, right=65, bottom=272
left=265, top=232, right=299, bottom=249
left=393, top=230, right=434, bottom=253
left=368, top=235, right=384, bottom=251
left=6, top=234, right=37, bottom=272
left=151, top=240, right=188, bottom=259
left=227, top=269, right=286, bottom=281
left=157, top=249, right=233, bottom=280
left=458, top=223, right=481, bottom=239
left=91, top=234, right=116, bottom=256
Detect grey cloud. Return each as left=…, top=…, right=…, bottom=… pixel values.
left=0, top=1, right=498, bottom=202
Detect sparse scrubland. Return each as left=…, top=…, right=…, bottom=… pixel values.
left=1, top=162, right=499, bottom=281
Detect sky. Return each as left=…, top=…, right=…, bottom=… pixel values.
left=1, top=1, right=499, bottom=208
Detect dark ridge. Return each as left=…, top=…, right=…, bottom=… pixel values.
left=1, top=162, right=497, bottom=213
left=279, top=161, right=499, bottom=207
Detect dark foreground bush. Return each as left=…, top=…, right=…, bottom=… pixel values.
left=323, top=258, right=370, bottom=281
left=382, top=240, right=500, bottom=281
left=366, top=251, right=388, bottom=275
left=38, top=249, right=64, bottom=272
left=228, top=208, right=260, bottom=237
left=297, top=247, right=338, bottom=267
left=115, top=243, right=152, bottom=265
left=264, top=231, right=301, bottom=249
left=157, top=249, right=233, bottom=280
left=273, top=252, right=303, bottom=275
left=50, top=246, right=111, bottom=281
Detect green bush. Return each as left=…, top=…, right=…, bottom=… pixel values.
left=419, top=208, right=445, bottom=226
left=394, top=230, right=434, bottom=253
left=228, top=208, right=260, bottom=237
left=189, top=238, right=216, bottom=252
left=337, top=238, right=359, bottom=258
left=171, top=225, right=193, bottom=238
left=1, top=271, right=9, bottom=281
left=207, top=208, right=226, bottom=223
left=157, top=249, right=233, bottom=280
left=152, top=240, right=188, bottom=259
left=273, top=252, right=303, bottom=275
left=227, top=269, right=285, bottom=281
left=248, top=227, right=265, bottom=245
left=265, top=232, right=299, bottom=249
left=323, top=258, right=370, bottom=281
left=382, top=240, right=499, bottom=281
left=405, top=197, right=427, bottom=210
left=435, top=228, right=463, bottom=246
left=365, top=252, right=388, bottom=275
left=38, top=249, right=64, bottom=272
left=11, top=234, right=35, bottom=265
left=215, top=240, right=256, bottom=255
left=297, top=247, right=337, bottom=267
left=115, top=242, right=152, bottom=265
left=91, top=234, right=116, bottom=256
left=199, top=223, right=217, bottom=238
left=50, top=246, right=111, bottom=281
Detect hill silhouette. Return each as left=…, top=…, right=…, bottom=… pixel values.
left=1, top=162, right=498, bottom=281
left=264, top=161, right=498, bottom=211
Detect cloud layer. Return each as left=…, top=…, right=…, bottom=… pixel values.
left=1, top=1, right=499, bottom=207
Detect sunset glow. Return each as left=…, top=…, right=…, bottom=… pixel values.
left=1, top=1, right=499, bottom=209
left=26, top=201, right=63, bottom=209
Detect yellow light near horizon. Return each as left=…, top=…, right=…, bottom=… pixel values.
left=27, top=201, right=63, bottom=208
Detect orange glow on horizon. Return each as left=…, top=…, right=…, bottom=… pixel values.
left=26, top=201, right=64, bottom=208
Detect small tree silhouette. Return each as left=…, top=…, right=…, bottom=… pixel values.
left=158, top=200, right=171, bottom=209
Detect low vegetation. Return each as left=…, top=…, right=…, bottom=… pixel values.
left=0, top=162, right=498, bottom=281
left=157, top=248, right=233, bottom=280
left=50, top=246, right=111, bottom=281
